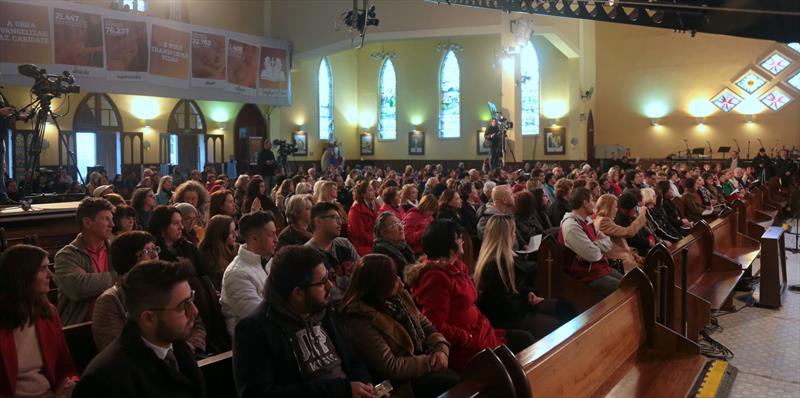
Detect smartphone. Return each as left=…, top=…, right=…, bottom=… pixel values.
left=374, top=380, right=394, bottom=397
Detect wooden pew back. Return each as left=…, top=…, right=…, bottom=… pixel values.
left=198, top=351, right=236, bottom=398
left=536, top=235, right=602, bottom=312
left=63, top=321, right=98, bottom=373
left=439, top=347, right=517, bottom=398
left=519, top=269, right=703, bottom=398
left=520, top=269, right=652, bottom=397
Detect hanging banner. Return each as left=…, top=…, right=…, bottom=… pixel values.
left=52, top=8, right=105, bottom=78
left=149, top=24, right=189, bottom=88
left=104, top=18, right=148, bottom=80
left=0, top=2, right=52, bottom=68
left=258, top=46, right=290, bottom=99
left=0, top=0, right=291, bottom=106
left=190, top=31, right=226, bottom=88
left=226, top=38, right=258, bottom=96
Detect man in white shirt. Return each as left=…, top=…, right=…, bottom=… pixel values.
left=220, top=211, right=277, bottom=337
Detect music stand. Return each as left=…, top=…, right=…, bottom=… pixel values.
left=718, top=146, right=731, bottom=160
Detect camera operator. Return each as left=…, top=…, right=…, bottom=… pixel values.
left=257, top=138, right=276, bottom=192
left=485, top=118, right=504, bottom=170
left=0, top=86, right=29, bottom=204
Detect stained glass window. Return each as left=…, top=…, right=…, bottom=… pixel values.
left=319, top=57, right=334, bottom=141
left=759, top=88, right=792, bottom=111
left=711, top=88, right=743, bottom=112
left=520, top=41, right=541, bottom=136
left=378, top=59, right=397, bottom=140
left=734, top=70, right=767, bottom=94
left=789, top=42, right=800, bottom=54
left=439, top=50, right=460, bottom=138
left=787, top=69, right=800, bottom=92
left=759, top=52, right=792, bottom=75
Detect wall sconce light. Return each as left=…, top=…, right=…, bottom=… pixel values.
left=744, top=114, right=755, bottom=123
left=549, top=118, right=559, bottom=127
left=218, top=121, right=227, bottom=129
left=695, top=117, right=705, bottom=125
left=143, top=119, right=151, bottom=128
left=650, top=118, right=660, bottom=126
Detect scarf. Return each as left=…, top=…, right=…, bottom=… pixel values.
left=384, top=296, right=426, bottom=354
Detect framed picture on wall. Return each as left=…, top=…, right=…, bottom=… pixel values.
left=292, top=131, right=308, bottom=156
left=477, top=128, right=491, bottom=155
left=544, top=126, right=566, bottom=155
left=408, top=130, right=425, bottom=155
left=360, top=132, right=374, bottom=155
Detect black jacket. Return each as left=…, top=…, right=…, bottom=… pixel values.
left=257, top=149, right=275, bottom=176
left=373, top=238, right=417, bottom=278
left=615, top=211, right=652, bottom=256
left=74, top=321, right=206, bottom=398
left=458, top=202, right=480, bottom=238
left=233, top=294, right=372, bottom=398
left=546, top=197, right=571, bottom=226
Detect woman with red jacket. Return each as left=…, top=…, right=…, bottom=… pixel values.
left=348, top=180, right=378, bottom=256
left=377, top=186, right=405, bottom=221
left=405, top=219, right=535, bottom=370
left=0, top=245, right=79, bottom=397
left=402, top=194, right=439, bottom=255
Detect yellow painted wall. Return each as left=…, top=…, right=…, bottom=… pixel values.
left=278, top=35, right=506, bottom=161
left=595, top=23, right=800, bottom=159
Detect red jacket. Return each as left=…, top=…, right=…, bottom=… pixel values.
left=0, top=309, right=78, bottom=397
left=408, top=260, right=506, bottom=370
left=348, top=201, right=377, bottom=256
left=377, top=202, right=405, bottom=221
left=402, top=208, right=432, bottom=255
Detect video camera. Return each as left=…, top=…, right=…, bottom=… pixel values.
left=272, top=139, right=298, bottom=158
left=487, top=101, right=513, bottom=131
left=18, top=64, right=80, bottom=99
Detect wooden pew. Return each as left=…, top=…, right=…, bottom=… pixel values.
left=710, top=204, right=760, bottom=273
left=198, top=351, right=236, bottom=398
left=517, top=268, right=706, bottom=398
left=63, top=321, right=98, bottom=374
left=646, top=220, right=743, bottom=313
left=536, top=235, right=603, bottom=313
left=439, top=346, right=518, bottom=398
left=737, top=193, right=775, bottom=240
left=0, top=202, right=81, bottom=259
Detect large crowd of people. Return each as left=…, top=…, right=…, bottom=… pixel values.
left=0, top=140, right=797, bottom=397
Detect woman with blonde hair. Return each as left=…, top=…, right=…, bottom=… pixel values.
left=474, top=215, right=569, bottom=340
left=399, top=183, right=419, bottom=213
left=155, top=175, right=173, bottom=205
left=233, top=174, right=250, bottom=214
left=593, top=194, right=648, bottom=272
left=277, top=194, right=313, bottom=248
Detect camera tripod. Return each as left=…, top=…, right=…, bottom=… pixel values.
left=18, top=94, right=84, bottom=196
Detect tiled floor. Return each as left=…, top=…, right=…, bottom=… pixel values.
left=710, top=220, right=800, bottom=398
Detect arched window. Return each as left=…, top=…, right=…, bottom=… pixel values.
left=318, top=57, right=334, bottom=141
left=520, top=41, right=541, bottom=136
left=167, top=99, right=208, bottom=171
left=73, top=93, right=125, bottom=179
left=378, top=58, right=397, bottom=140
left=439, top=50, right=460, bottom=138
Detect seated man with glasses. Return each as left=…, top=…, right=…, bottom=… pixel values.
left=304, top=202, right=360, bottom=303
left=233, top=245, right=374, bottom=398
left=75, top=260, right=206, bottom=398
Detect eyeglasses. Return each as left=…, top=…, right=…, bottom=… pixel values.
left=141, top=246, right=161, bottom=257
left=319, top=214, right=341, bottom=221
left=304, top=272, right=330, bottom=288
left=148, top=290, right=195, bottom=315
